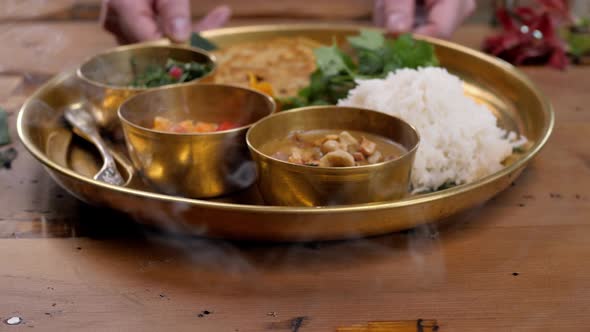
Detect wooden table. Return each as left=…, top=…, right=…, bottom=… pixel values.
left=1, top=12, right=590, bottom=331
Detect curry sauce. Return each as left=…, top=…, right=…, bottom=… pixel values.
left=260, top=129, right=407, bottom=167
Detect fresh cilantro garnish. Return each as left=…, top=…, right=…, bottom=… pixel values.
left=384, top=34, right=439, bottom=70
left=347, top=30, right=386, bottom=51
left=313, top=44, right=355, bottom=77
left=279, top=30, right=439, bottom=110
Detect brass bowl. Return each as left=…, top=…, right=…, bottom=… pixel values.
left=247, top=106, right=420, bottom=206
left=118, top=84, right=276, bottom=198
left=77, top=44, right=216, bottom=132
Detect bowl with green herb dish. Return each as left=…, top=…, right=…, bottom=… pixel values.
left=77, top=44, right=216, bottom=132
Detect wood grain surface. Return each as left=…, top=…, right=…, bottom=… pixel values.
left=1, top=11, right=589, bottom=332
left=0, top=0, right=372, bottom=21
left=0, top=0, right=495, bottom=22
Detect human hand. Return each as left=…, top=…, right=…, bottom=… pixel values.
left=374, top=0, right=476, bottom=39
left=101, top=0, right=232, bottom=44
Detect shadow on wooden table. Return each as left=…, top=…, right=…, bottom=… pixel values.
left=42, top=197, right=492, bottom=294
left=14, top=161, right=517, bottom=296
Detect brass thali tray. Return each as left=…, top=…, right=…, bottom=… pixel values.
left=18, top=24, right=554, bottom=241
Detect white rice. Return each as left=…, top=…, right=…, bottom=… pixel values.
left=338, top=67, right=525, bottom=193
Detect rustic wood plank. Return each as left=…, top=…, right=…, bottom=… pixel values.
left=0, top=19, right=369, bottom=75
left=0, top=0, right=79, bottom=21
left=1, top=224, right=590, bottom=331
left=0, top=22, right=491, bottom=77
left=1, top=0, right=373, bottom=21
left=0, top=22, right=116, bottom=75
left=1, top=0, right=498, bottom=22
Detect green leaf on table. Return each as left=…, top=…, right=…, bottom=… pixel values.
left=190, top=32, right=218, bottom=51
left=0, top=107, right=10, bottom=146
left=0, top=147, right=17, bottom=170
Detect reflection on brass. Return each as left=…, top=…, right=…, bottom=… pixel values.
left=337, top=319, right=439, bottom=332
left=247, top=106, right=419, bottom=206
left=77, top=44, right=216, bottom=132
left=119, top=83, right=275, bottom=198
left=64, top=102, right=125, bottom=186
left=17, top=25, right=554, bottom=241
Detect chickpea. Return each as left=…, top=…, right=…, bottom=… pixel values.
left=321, top=140, right=341, bottom=154
left=367, top=151, right=383, bottom=164
left=319, top=150, right=355, bottom=167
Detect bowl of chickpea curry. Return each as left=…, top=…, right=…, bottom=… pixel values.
left=246, top=106, right=420, bottom=206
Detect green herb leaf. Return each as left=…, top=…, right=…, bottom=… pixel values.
left=307, top=69, right=329, bottom=98
left=512, top=146, right=526, bottom=154
left=384, top=34, right=439, bottom=71
left=347, top=29, right=385, bottom=51
left=0, top=108, right=10, bottom=146
left=567, top=32, right=590, bottom=57
left=190, top=32, right=218, bottom=51
left=279, top=31, right=439, bottom=110
left=313, top=45, right=353, bottom=76
left=356, top=49, right=385, bottom=76
left=129, top=58, right=212, bottom=88
left=277, top=96, right=309, bottom=110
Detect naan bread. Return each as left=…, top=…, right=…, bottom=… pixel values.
left=212, top=37, right=321, bottom=98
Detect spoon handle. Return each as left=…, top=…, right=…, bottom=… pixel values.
left=95, top=159, right=125, bottom=185
left=64, top=105, right=125, bottom=186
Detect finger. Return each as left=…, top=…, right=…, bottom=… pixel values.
left=373, top=0, right=385, bottom=27
left=414, top=0, right=462, bottom=39
left=103, top=0, right=162, bottom=43
left=193, top=5, right=232, bottom=31
left=463, top=0, right=476, bottom=20
left=102, top=8, right=132, bottom=44
left=155, top=0, right=192, bottom=43
left=382, top=0, right=415, bottom=33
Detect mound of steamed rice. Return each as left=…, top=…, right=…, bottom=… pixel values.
left=338, top=67, right=525, bottom=193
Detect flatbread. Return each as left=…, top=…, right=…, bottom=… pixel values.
left=212, top=37, right=321, bottom=98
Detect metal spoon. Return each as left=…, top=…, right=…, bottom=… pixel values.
left=64, top=102, right=126, bottom=186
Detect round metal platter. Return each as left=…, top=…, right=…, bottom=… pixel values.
left=17, top=24, right=554, bottom=241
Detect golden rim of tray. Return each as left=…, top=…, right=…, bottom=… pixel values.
left=17, top=24, right=554, bottom=240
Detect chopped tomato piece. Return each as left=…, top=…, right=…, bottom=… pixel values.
left=217, top=121, right=237, bottom=131
left=152, top=116, right=223, bottom=134
left=170, top=120, right=195, bottom=133
left=153, top=116, right=173, bottom=131
left=193, top=121, right=219, bottom=133
left=168, top=66, right=183, bottom=80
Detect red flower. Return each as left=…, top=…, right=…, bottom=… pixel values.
left=537, top=0, right=572, bottom=24
left=483, top=0, right=571, bottom=69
